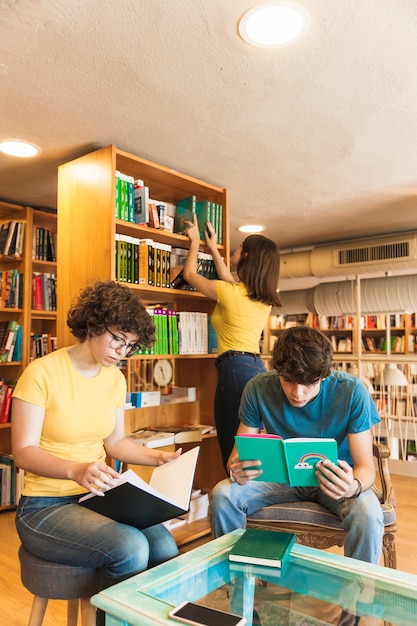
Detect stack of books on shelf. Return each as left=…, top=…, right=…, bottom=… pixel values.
left=160, top=386, right=196, bottom=404
left=134, top=309, right=211, bottom=356
left=29, top=332, right=57, bottom=360
left=180, top=489, right=209, bottom=523
left=0, top=220, right=26, bottom=257
left=128, top=423, right=216, bottom=448
left=115, top=235, right=172, bottom=287
left=0, top=321, right=22, bottom=362
left=32, top=272, right=57, bottom=310
left=115, top=171, right=176, bottom=233
left=0, top=453, right=24, bottom=506
left=174, top=195, right=223, bottom=244
left=0, top=380, right=16, bottom=423
left=0, top=269, right=24, bottom=309
left=114, top=237, right=218, bottom=290
left=32, top=225, right=56, bottom=261
left=146, top=308, right=178, bottom=355
left=177, top=311, right=208, bottom=354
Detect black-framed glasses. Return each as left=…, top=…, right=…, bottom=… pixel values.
left=105, top=327, right=140, bottom=357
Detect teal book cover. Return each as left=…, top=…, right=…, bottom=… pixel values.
left=234, top=434, right=338, bottom=487
left=174, top=195, right=196, bottom=234
left=229, top=529, right=296, bottom=568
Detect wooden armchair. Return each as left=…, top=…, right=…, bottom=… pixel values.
left=247, top=441, right=397, bottom=568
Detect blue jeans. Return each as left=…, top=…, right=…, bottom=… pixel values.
left=16, top=495, right=179, bottom=589
left=210, top=479, right=384, bottom=564
left=215, top=353, right=266, bottom=470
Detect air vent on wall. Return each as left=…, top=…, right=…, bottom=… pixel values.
left=280, top=231, right=417, bottom=279
left=337, top=241, right=410, bottom=267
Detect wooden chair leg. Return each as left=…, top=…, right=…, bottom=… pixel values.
left=382, top=532, right=397, bottom=569
left=80, top=598, right=96, bottom=626
left=67, top=598, right=79, bottom=626
left=28, top=596, right=48, bottom=626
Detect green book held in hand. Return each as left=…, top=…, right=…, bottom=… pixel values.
left=234, top=433, right=338, bottom=487
left=229, top=529, right=296, bottom=568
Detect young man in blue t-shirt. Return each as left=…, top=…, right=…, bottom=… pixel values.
left=210, top=325, right=384, bottom=565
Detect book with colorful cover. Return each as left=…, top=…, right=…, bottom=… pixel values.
left=234, top=434, right=338, bottom=487
left=229, top=528, right=296, bottom=568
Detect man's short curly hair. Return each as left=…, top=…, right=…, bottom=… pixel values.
left=67, top=280, right=155, bottom=347
left=272, top=326, right=332, bottom=385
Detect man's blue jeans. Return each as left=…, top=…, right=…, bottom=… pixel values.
left=210, top=478, right=384, bottom=564
left=16, top=495, right=179, bottom=589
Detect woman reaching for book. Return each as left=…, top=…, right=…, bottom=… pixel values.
left=183, top=214, right=281, bottom=471
left=12, top=280, right=180, bottom=626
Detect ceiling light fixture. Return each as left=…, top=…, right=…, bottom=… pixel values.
left=238, top=1, right=311, bottom=49
left=0, top=139, right=41, bottom=157
left=238, top=225, right=265, bottom=233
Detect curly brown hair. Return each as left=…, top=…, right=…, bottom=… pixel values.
left=272, top=326, right=332, bottom=384
left=67, top=280, right=155, bottom=347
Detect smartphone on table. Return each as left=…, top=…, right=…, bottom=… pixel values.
left=168, top=601, right=247, bottom=626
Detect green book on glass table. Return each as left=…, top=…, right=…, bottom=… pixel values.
left=234, top=433, right=338, bottom=487
left=229, top=529, right=296, bottom=568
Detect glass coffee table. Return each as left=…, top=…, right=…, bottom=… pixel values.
left=92, top=530, right=417, bottom=625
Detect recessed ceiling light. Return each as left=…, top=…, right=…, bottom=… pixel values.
left=238, top=1, right=311, bottom=49
left=0, top=140, right=41, bottom=157
left=238, top=225, right=265, bottom=233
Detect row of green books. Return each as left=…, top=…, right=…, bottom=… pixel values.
left=133, top=309, right=217, bottom=356
left=174, top=196, right=223, bottom=244
left=115, top=236, right=218, bottom=289
left=115, top=235, right=172, bottom=287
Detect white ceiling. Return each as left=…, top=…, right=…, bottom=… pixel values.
left=1, top=0, right=417, bottom=292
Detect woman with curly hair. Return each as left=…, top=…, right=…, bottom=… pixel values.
left=12, top=280, right=180, bottom=625
left=183, top=215, right=281, bottom=471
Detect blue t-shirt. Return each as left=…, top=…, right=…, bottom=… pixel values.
left=239, top=370, right=380, bottom=465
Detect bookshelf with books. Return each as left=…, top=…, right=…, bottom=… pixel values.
left=57, top=145, right=228, bottom=545
left=0, top=202, right=57, bottom=511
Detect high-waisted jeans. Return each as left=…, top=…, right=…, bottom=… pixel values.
left=215, top=351, right=266, bottom=470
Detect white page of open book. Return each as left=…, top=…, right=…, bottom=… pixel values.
left=150, top=445, right=200, bottom=509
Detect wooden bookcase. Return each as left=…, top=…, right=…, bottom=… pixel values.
left=57, top=145, right=229, bottom=543
left=0, top=201, right=57, bottom=511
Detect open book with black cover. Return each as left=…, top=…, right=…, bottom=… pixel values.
left=78, top=446, right=200, bottom=529
left=235, top=434, right=338, bottom=486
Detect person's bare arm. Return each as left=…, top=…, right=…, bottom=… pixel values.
left=183, top=215, right=235, bottom=297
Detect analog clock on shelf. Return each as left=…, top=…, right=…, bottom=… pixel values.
left=153, top=358, right=173, bottom=387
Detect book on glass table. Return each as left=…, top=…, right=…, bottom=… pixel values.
left=234, top=434, right=338, bottom=486
left=229, top=528, right=296, bottom=568
left=78, top=446, right=199, bottom=529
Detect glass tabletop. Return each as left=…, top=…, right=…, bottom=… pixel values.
left=92, top=530, right=417, bottom=626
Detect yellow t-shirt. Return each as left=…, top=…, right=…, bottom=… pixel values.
left=211, top=281, right=271, bottom=356
left=12, top=347, right=126, bottom=497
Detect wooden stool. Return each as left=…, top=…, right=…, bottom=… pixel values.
left=19, top=545, right=101, bottom=626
